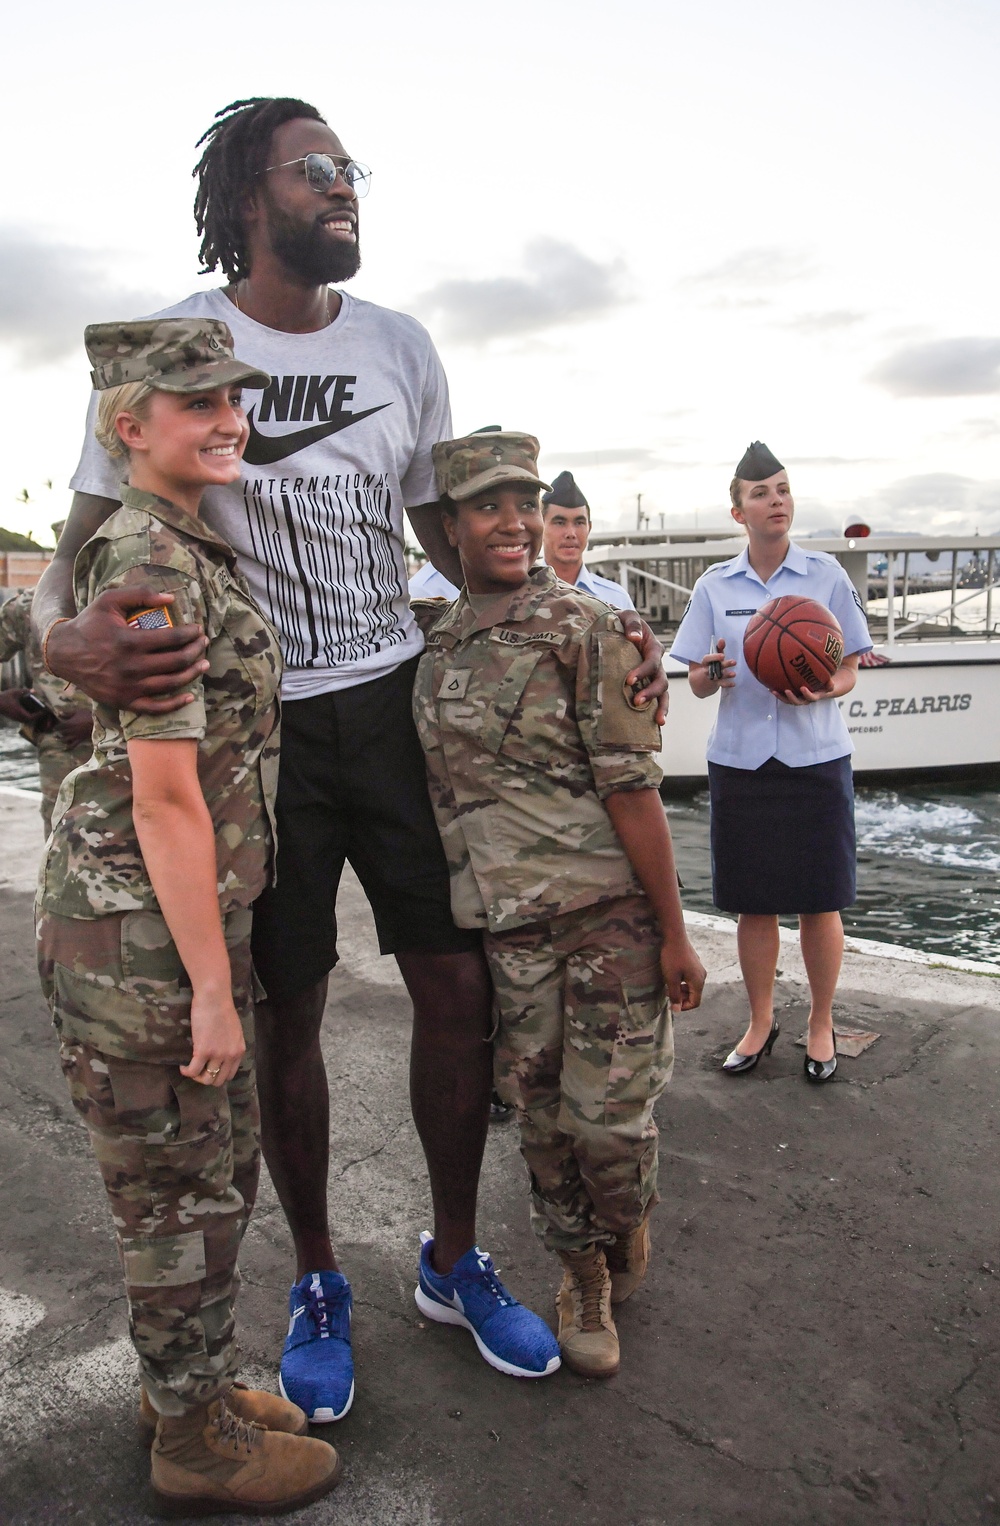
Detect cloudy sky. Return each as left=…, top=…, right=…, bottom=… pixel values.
left=3, top=0, right=998, bottom=542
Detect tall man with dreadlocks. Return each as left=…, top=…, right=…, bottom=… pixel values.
left=34, top=96, right=667, bottom=1419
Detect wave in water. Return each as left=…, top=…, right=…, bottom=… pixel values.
left=855, top=793, right=1000, bottom=873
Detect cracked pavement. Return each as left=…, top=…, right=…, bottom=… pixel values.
left=0, top=788, right=998, bottom=1524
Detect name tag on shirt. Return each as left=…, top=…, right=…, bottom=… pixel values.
left=725, top=608, right=758, bottom=617
left=489, top=628, right=564, bottom=648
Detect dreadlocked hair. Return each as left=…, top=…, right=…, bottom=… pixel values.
left=192, top=97, right=327, bottom=283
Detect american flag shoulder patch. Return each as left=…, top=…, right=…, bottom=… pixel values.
left=126, top=606, right=174, bottom=631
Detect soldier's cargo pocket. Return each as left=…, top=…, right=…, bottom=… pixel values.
left=437, top=649, right=544, bottom=755
left=481, top=649, right=544, bottom=756
left=41, top=910, right=194, bottom=1064
left=122, top=908, right=257, bottom=1051
left=123, top=1230, right=207, bottom=1288
left=594, top=630, right=661, bottom=750
left=604, top=962, right=674, bottom=1125
left=42, top=908, right=254, bottom=1064
left=120, top=910, right=195, bottom=1058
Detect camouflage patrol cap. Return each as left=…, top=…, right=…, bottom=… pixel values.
left=85, top=319, right=270, bottom=394
left=433, top=432, right=550, bottom=503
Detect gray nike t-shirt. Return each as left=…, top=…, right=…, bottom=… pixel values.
left=70, top=288, right=452, bottom=697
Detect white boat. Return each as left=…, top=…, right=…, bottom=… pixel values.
left=585, top=530, right=1000, bottom=786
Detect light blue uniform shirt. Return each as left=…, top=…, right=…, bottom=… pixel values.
left=670, top=541, right=873, bottom=770
left=408, top=559, right=633, bottom=609
left=408, top=560, right=461, bottom=598
left=573, top=562, right=634, bottom=610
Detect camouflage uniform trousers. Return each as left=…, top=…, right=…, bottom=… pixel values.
left=36, top=736, right=91, bottom=835
left=488, top=894, right=673, bottom=1256
left=40, top=914, right=260, bottom=1418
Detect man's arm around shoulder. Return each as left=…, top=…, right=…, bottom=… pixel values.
left=32, top=490, right=209, bottom=714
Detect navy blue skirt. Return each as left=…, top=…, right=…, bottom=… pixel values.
left=708, top=755, right=856, bottom=915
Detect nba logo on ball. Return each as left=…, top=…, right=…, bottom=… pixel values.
left=743, top=596, right=844, bottom=693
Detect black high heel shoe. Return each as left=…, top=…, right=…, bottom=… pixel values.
left=721, top=1020, right=780, bottom=1075
left=804, top=1029, right=838, bottom=1084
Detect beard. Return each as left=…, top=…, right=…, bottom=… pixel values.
left=265, top=201, right=362, bottom=285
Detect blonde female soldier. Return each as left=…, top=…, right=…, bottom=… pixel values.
left=35, top=320, right=340, bottom=1516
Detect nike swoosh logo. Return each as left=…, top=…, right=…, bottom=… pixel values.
left=242, top=400, right=392, bottom=467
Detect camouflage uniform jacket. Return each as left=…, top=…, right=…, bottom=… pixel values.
left=38, top=483, right=282, bottom=919
left=412, top=566, right=662, bottom=933
left=0, top=587, right=86, bottom=737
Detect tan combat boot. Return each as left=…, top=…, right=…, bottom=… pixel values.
left=139, top=1380, right=308, bottom=1445
left=605, top=1217, right=651, bottom=1304
left=555, top=1247, right=619, bottom=1378
left=151, top=1394, right=341, bottom=1516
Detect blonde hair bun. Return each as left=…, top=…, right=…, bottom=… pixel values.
left=95, top=380, right=155, bottom=459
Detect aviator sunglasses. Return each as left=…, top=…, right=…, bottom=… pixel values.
left=265, top=153, right=372, bottom=197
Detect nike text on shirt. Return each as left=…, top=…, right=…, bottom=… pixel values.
left=70, top=288, right=453, bottom=699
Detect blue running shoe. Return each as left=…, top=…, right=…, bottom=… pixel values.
left=279, top=1271, right=355, bottom=1423
left=414, top=1231, right=561, bottom=1378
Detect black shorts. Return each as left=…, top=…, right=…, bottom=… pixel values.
left=251, top=656, right=480, bottom=1000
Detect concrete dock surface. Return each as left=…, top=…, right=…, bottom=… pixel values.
left=1, top=785, right=998, bottom=1525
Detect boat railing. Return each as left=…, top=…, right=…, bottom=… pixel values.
left=881, top=548, right=997, bottom=646
left=613, top=564, right=696, bottom=599
left=587, top=534, right=1000, bottom=644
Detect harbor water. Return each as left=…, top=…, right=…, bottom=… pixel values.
left=5, top=722, right=1000, bottom=965
left=666, top=784, right=1000, bottom=964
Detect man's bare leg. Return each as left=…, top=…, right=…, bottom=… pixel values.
left=255, top=951, right=492, bottom=1279
left=258, top=944, right=556, bottom=1382
left=396, top=946, right=493, bottom=1274
left=254, top=976, right=338, bottom=1280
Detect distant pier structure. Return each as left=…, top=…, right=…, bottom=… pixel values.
left=0, top=547, right=52, bottom=592
left=1, top=544, right=53, bottom=691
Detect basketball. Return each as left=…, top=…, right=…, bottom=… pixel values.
left=743, top=596, right=844, bottom=694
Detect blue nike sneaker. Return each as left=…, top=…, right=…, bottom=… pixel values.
left=414, top=1232, right=561, bottom=1378
left=279, top=1271, right=355, bottom=1423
